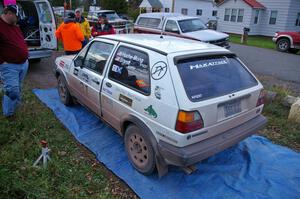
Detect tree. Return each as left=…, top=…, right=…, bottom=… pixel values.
left=101, top=0, right=128, bottom=14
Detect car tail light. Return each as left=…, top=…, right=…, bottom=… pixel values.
left=256, top=90, right=266, bottom=107
left=175, top=110, right=204, bottom=133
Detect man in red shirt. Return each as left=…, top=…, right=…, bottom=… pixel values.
left=0, top=5, right=29, bottom=118
left=91, top=13, right=116, bottom=37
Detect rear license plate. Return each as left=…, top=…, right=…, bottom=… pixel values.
left=224, top=99, right=241, bottom=117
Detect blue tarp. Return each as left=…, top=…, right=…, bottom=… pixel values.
left=33, top=88, right=300, bottom=199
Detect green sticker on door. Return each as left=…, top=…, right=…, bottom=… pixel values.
left=144, top=105, right=157, bottom=118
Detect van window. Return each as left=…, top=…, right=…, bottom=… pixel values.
left=109, top=46, right=150, bottom=94
left=36, top=2, right=52, bottom=23
left=165, top=20, right=179, bottom=33
left=178, top=18, right=206, bottom=33
left=137, top=17, right=161, bottom=28
left=176, top=56, right=258, bottom=102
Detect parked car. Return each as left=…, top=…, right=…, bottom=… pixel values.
left=0, top=0, right=57, bottom=60
left=87, top=10, right=132, bottom=33
left=272, top=31, right=300, bottom=53
left=134, top=12, right=230, bottom=48
left=54, top=34, right=267, bottom=176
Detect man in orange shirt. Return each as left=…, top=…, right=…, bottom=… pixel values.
left=55, top=12, right=84, bottom=55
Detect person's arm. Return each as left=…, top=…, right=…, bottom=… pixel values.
left=84, top=19, right=91, bottom=38
left=76, top=24, right=84, bottom=42
left=91, top=26, right=98, bottom=37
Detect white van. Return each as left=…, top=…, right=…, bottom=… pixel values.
left=1, top=0, right=57, bottom=60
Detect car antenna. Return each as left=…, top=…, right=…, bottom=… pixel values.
left=160, top=16, right=165, bottom=39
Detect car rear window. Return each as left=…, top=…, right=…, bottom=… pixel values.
left=137, top=17, right=161, bottom=28
left=176, top=55, right=258, bottom=102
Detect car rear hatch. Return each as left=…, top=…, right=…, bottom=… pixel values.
left=170, top=52, right=264, bottom=146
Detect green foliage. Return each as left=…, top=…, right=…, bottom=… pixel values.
left=127, top=7, right=140, bottom=21
left=229, top=34, right=276, bottom=50
left=101, top=0, right=128, bottom=14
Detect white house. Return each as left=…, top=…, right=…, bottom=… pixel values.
left=139, top=0, right=218, bottom=23
left=217, top=0, right=300, bottom=36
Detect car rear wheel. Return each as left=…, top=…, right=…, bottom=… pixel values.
left=276, top=38, right=290, bottom=52
left=124, top=125, right=156, bottom=175
left=58, top=76, right=73, bottom=106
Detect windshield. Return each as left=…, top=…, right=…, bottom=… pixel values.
left=178, top=18, right=207, bottom=33
left=176, top=55, right=258, bottom=102
left=98, top=12, right=120, bottom=20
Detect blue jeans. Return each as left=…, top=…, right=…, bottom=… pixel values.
left=0, top=60, right=29, bottom=117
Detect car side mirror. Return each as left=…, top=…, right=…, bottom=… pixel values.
left=74, top=57, right=83, bottom=68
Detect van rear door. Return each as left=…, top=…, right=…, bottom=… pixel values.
left=34, top=0, right=57, bottom=49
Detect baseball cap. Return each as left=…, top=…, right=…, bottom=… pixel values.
left=5, top=4, right=19, bottom=16
left=75, top=8, right=81, bottom=13
left=98, top=13, right=107, bottom=19
left=67, top=12, right=76, bottom=19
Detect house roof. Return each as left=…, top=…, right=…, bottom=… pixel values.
left=217, top=0, right=265, bottom=9
left=140, top=0, right=163, bottom=8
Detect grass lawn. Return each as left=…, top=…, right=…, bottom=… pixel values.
left=0, top=81, right=299, bottom=198
left=229, top=34, right=276, bottom=50
left=0, top=83, right=135, bottom=198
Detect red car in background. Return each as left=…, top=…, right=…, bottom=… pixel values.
left=272, top=31, right=300, bottom=53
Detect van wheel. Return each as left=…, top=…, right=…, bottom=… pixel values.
left=58, top=76, right=73, bottom=106
left=124, top=125, right=156, bottom=175
left=276, top=38, right=290, bottom=52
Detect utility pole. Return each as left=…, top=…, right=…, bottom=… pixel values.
left=171, top=0, right=175, bottom=13
left=69, top=0, right=72, bottom=9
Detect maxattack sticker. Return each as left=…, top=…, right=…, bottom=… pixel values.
left=151, top=61, right=167, bottom=80
left=144, top=105, right=157, bottom=118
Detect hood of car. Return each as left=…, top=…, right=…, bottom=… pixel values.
left=182, top=29, right=228, bottom=42
left=55, top=55, right=75, bottom=68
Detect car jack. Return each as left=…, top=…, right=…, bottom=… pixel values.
left=33, top=140, right=51, bottom=168
left=181, top=165, right=198, bottom=175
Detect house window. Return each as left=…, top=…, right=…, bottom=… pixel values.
left=230, top=9, right=237, bottom=22
left=269, top=10, right=278, bottom=25
left=254, top=10, right=259, bottom=24
left=224, top=8, right=230, bottom=21
left=237, top=9, right=244, bottom=22
left=196, top=9, right=202, bottom=16
left=212, top=10, right=217, bottom=16
left=181, top=8, right=188, bottom=15
left=165, top=8, right=170, bottom=13
left=295, top=12, right=300, bottom=26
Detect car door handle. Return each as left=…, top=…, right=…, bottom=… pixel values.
left=105, top=82, right=112, bottom=88
left=92, top=78, right=100, bottom=85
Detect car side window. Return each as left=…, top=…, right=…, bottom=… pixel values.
left=83, top=41, right=114, bottom=75
left=108, top=46, right=150, bottom=95
left=165, top=20, right=179, bottom=33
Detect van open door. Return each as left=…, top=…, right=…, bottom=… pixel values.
left=34, top=0, right=57, bottom=50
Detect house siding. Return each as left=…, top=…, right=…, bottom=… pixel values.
left=217, top=0, right=252, bottom=34
left=285, top=0, right=300, bottom=32
left=173, top=0, right=217, bottom=22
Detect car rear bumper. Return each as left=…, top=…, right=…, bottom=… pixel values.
left=29, top=49, right=53, bottom=59
left=158, top=115, right=267, bottom=167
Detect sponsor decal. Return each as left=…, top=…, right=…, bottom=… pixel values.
left=189, top=60, right=228, bottom=70
left=112, top=64, right=123, bottom=74
left=154, top=86, right=162, bottom=99
left=59, top=60, right=65, bottom=68
left=191, top=94, right=203, bottom=99
left=151, top=61, right=167, bottom=80
left=119, top=94, right=133, bottom=107
left=144, top=105, right=157, bottom=118
left=103, top=87, right=112, bottom=96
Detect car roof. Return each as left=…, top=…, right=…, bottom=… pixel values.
left=99, top=34, right=229, bottom=55
left=138, top=12, right=197, bottom=20
left=90, top=10, right=115, bottom=13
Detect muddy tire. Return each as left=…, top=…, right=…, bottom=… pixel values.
left=276, top=38, right=290, bottom=52
left=58, top=76, right=73, bottom=106
left=124, top=125, right=156, bottom=175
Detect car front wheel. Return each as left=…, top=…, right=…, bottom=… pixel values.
left=58, top=76, right=73, bottom=106
left=276, top=38, right=290, bottom=52
left=124, top=125, right=156, bottom=175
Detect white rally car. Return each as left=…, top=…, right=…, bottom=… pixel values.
left=54, top=34, right=267, bottom=176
